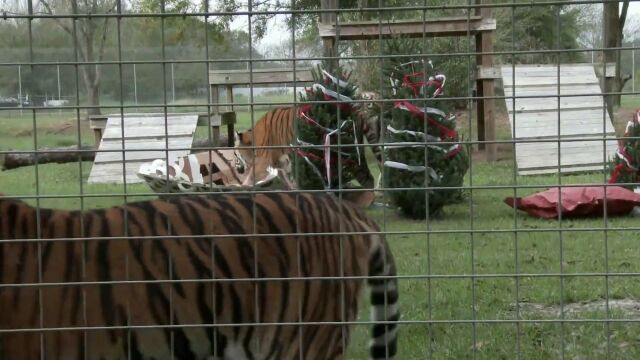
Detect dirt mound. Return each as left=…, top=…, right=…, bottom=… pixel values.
left=513, top=299, right=640, bottom=318
left=10, top=120, right=82, bottom=137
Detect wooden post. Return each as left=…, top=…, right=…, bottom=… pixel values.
left=225, top=85, right=234, bottom=112
left=93, top=129, right=103, bottom=147
left=475, top=0, right=496, bottom=161
left=210, top=84, right=221, bottom=146
left=320, top=0, right=337, bottom=69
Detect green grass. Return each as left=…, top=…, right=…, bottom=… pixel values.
left=2, top=108, right=640, bottom=359
left=621, top=95, right=640, bottom=108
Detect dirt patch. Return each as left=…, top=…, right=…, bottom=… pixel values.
left=513, top=299, right=640, bottom=318
left=9, top=120, right=84, bottom=137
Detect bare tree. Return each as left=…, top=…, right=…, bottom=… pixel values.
left=38, top=0, right=117, bottom=116
left=603, top=0, right=631, bottom=109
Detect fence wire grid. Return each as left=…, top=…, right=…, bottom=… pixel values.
left=1, top=0, right=640, bottom=359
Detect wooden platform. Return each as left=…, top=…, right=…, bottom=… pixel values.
left=501, top=64, right=617, bottom=175
left=88, top=113, right=199, bottom=184
left=318, top=16, right=496, bottom=40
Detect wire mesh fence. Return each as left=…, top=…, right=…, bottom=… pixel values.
left=0, top=0, right=639, bottom=358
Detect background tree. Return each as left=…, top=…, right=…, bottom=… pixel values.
left=38, top=0, right=118, bottom=116
left=603, top=1, right=632, bottom=109
left=494, top=3, right=583, bottom=64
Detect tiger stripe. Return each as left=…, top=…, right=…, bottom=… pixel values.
left=0, top=192, right=398, bottom=359
left=234, top=103, right=382, bottom=190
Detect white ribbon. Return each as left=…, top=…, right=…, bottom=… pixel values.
left=394, top=103, right=448, bottom=119
left=312, top=84, right=353, bottom=102
left=432, top=74, right=446, bottom=97
left=322, top=70, right=349, bottom=88
left=615, top=148, right=639, bottom=171
left=352, top=120, right=361, bottom=166
left=323, top=120, right=353, bottom=187
left=383, top=161, right=440, bottom=180
left=625, top=120, right=635, bottom=135
left=137, top=159, right=198, bottom=192
left=386, top=125, right=441, bottom=142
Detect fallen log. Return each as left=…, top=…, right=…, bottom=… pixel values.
left=1, top=135, right=231, bottom=171
left=1, top=145, right=96, bottom=171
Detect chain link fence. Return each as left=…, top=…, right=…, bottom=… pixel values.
left=0, top=0, right=639, bottom=358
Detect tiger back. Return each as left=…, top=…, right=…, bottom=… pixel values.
left=235, top=101, right=381, bottom=191
left=234, top=107, right=296, bottom=186
left=0, top=192, right=399, bottom=360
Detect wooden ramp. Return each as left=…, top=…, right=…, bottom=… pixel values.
left=501, top=64, right=617, bottom=175
left=88, top=113, right=199, bottom=184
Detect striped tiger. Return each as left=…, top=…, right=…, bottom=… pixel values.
left=0, top=192, right=399, bottom=359
left=234, top=94, right=383, bottom=190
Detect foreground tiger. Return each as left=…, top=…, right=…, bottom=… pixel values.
left=0, top=192, right=399, bottom=359
left=234, top=92, right=383, bottom=190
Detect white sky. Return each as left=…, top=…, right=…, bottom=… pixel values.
left=227, top=2, right=640, bottom=52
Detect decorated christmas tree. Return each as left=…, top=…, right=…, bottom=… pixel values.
left=289, top=65, right=362, bottom=190
left=608, top=110, right=640, bottom=187
left=381, top=39, right=469, bottom=218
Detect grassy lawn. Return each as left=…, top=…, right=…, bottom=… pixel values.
left=2, top=105, right=640, bottom=359
left=622, top=95, right=640, bottom=109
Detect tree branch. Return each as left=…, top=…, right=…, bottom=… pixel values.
left=96, top=1, right=116, bottom=62
left=620, top=0, right=629, bottom=36
left=37, top=0, right=73, bottom=36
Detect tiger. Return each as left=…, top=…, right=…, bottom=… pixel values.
left=0, top=192, right=399, bottom=359
left=234, top=91, right=384, bottom=192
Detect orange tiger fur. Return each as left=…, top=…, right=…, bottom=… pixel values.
left=234, top=104, right=380, bottom=190
left=0, top=192, right=399, bottom=359
left=235, top=107, right=296, bottom=186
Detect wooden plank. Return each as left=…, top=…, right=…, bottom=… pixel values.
left=503, top=84, right=605, bottom=97
left=499, top=63, right=619, bottom=175
left=91, top=113, right=208, bottom=130
left=105, top=114, right=199, bottom=126
left=501, top=64, right=604, bottom=73
left=97, top=138, right=194, bottom=150
left=318, top=17, right=496, bottom=40
left=508, top=108, right=611, bottom=123
left=505, top=97, right=606, bottom=112
left=102, top=125, right=196, bottom=140
left=515, top=140, right=617, bottom=168
left=208, top=68, right=314, bottom=85
left=502, top=76, right=599, bottom=88
left=94, top=150, right=188, bottom=163
left=501, top=67, right=596, bottom=77
left=94, top=137, right=193, bottom=162
left=477, top=66, right=501, bottom=79
left=510, top=122, right=615, bottom=139
left=88, top=162, right=149, bottom=184
left=88, top=114, right=198, bottom=184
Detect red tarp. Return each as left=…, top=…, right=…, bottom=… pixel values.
left=504, top=186, right=640, bottom=219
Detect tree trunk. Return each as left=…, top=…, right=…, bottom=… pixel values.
left=1, top=145, right=96, bottom=171
left=603, top=2, right=620, bottom=114
left=1, top=137, right=230, bottom=171
left=86, top=82, right=101, bottom=116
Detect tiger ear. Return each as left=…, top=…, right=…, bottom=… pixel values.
left=236, top=130, right=253, bottom=146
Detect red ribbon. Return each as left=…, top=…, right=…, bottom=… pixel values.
left=608, top=163, right=630, bottom=184
left=402, top=72, right=444, bottom=97
left=393, top=101, right=458, bottom=140
left=447, top=145, right=462, bottom=159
